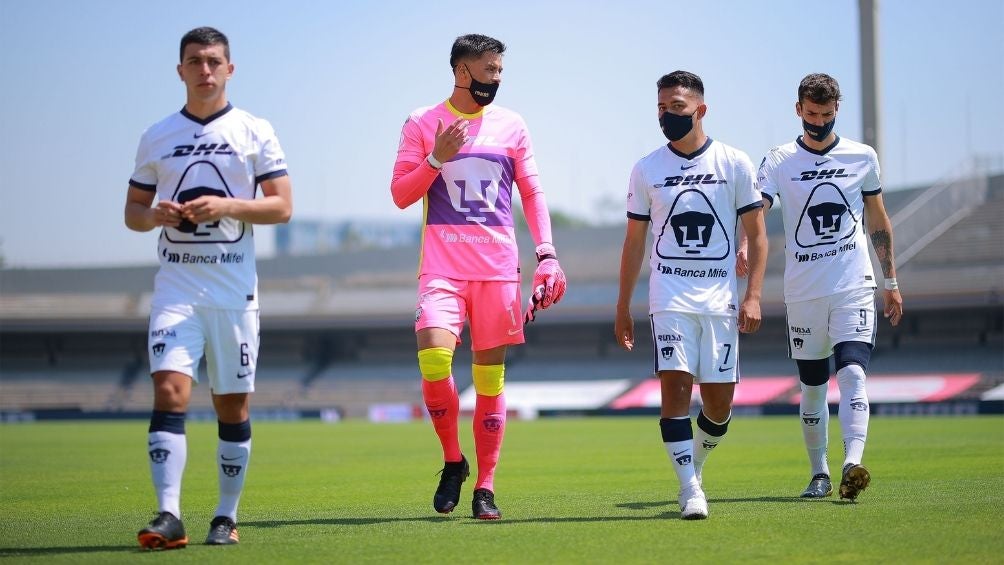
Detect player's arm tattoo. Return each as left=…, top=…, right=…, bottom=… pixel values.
left=870, top=229, right=894, bottom=277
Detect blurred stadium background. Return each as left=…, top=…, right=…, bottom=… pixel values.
left=2, top=161, right=1002, bottom=421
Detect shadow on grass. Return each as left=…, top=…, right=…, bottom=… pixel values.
left=0, top=546, right=140, bottom=557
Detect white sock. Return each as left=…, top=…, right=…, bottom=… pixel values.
left=693, top=411, right=730, bottom=481
left=664, top=439, right=699, bottom=491
left=215, top=438, right=252, bottom=521
left=800, top=382, right=830, bottom=477
left=148, top=431, right=186, bottom=518
left=837, top=364, right=869, bottom=468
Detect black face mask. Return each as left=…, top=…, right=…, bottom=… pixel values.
left=659, top=110, right=695, bottom=142
left=460, top=64, right=499, bottom=106
left=803, top=118, right=835, bottom=142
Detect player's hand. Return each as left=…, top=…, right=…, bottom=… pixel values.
left=181, top=196, right=231, bottom=224
left=738, top=298, right=762, bottom=334
left=615, top=308, right=634, bottom=351
left=883, top=289, right=903, bottom=326
left=152, top=201, right=183, bottom=228
left=431, top=117, right=469, bottom=163
left=531, top=258, right=566, bottom=309
left=735, top=244, right=750, bottom=278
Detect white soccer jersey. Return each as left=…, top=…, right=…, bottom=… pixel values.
left=129, top=104, right=288, bottom=310
left=757, top=136, right=880, bottom=303
left=627, top=139, right=762, bottom=316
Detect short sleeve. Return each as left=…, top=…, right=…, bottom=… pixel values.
left=861, top=146, right=882, bottom=196
left=128, top=131, right=157, bottom=191
left=756, top=149, right=781, bottom=206
left=252, top=119, right=288, bottom=183
left=626, top=161, right=651, bottom=221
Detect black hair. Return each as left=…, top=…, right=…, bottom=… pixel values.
left=656, top=71, right=705, bottom=98
left=449, top=34, right=506, bottom=69
left=798, top=73, right=842, bottom=105
left=180, top=27, right=230, bottom=62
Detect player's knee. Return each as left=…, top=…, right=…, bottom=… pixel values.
left=834, top=341, right=872, bottom=371
left=418, top=347, right=454, bottom=381
left=797, top=358, right=830, bottom=386
left=472, top=363, right=505, bottom=396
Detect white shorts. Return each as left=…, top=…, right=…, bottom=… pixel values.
left=148, top=304, right=259, bottom=394
left=649, top=311, right=739, bottom=383
left=785, top=287, right=875, bottom=360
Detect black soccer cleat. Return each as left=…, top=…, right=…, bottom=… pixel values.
left=800, top=473, right=833, bottom=498
left=205, top=516, right=239, bottom=545
left=839, top=463, right=871, bottom=501
left=137, top=511, right=188, bottom=550
left=433, top=455, right=469, bottom=514
left=472, top=488, right=502, bottom=520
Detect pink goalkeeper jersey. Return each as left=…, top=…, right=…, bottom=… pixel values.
left=395, top=100, right=538, bottom=281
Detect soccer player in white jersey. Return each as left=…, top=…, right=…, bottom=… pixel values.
left=124, top=27, right=292, bottom=548
left=756, top=73, right=903, bottom=501
left=615, top=71, right=768, bottom=520
left=391, top=34, right=566, bottom=520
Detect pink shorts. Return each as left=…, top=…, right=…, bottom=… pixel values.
left=415, top=275, right=524, bottom=350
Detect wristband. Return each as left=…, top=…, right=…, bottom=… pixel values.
left=426, top=154, right=443, bottom=170
left=884, top=278, right=899, bottom=291
left=535, top=243, right=557, bottom=263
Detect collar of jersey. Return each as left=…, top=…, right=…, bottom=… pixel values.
left=445, top=99, right=483, bottom=119
left=667, top=137, right=713, bottom=161
left=796, top=135, right=840, bottom=156
left=180, top=102, right=234, bottom=126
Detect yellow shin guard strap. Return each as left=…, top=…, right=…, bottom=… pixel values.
left=418, top=347, right=454, bottom=381
left=472, top=364, right=505, bottom=396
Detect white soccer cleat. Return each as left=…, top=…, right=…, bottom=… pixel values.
left=678, top=485, right=709, bottom=520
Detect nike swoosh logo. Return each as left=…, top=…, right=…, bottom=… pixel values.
left=815, top=159, right=829, bottom=166
left=681, top=163, right=698, bottom=170
left=507, top=329, right=522, bottom=336
left=221, top=455, right=243, bottom=461
left=672, top=450, right=688, bottom=456
left=194, top=131, right=212, bottom=139
left=855, top=328, right=867, bottom=333
left=236, top=372, right=253, bottom=379
left=803, top=411, right=820, bottom=416
left=718, top=366, right=734, bottom=372
left=148, top=440, right=165, bottom=446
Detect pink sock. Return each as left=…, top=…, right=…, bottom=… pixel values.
left=422, top=377, right=462, bottom=462
left=473, top=393, right=506, bottom=491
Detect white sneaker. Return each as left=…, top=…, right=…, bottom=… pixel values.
left=678, top=485, right=708, bottom=520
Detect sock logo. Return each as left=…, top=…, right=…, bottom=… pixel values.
left=482, top=414, right=503, bottom=433
left=428, top=407, right=447, bottom=419
left=149, top=448, right=170, bottom=463
left=675, top=454, right=692, bottom=466
left=701, top=440, right=716, bottom=450
left=802, top=411, right=821, bottom=426
left=221, top=464, right=243, bottom=477
left=850, top=399, right=868, bottom=411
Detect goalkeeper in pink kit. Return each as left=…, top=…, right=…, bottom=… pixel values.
left=391, top=34, right=566, bottom=520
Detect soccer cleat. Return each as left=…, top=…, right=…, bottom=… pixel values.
left=433, top=455, right=469, bottom=514
left=801, top=473, right=833, bottom=498
left=205, top=516, right=239, bottom=545
left=137, top=511, right=188, bottom=550
left=839, top=463, right=871, bottom=501
left=678, top=485, right=709, bottom=520
left=472, top=488, right=502, bottom=520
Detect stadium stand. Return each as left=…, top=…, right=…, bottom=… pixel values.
left=2, top=173, right=1002, bottom=418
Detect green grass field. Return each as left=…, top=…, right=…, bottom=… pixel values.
left=1, top=416, right=1002, bottom=563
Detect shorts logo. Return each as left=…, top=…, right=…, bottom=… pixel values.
left=661, top=346, right=675, bottom=360
left=150, top=329, right=176, bottom=338
left=656, top=334, right=683, bottom=343
left=793, top=337, right=804, bottom=349
left=415, top=307, right=423, bottom=322
left=149, top=448, right=170, bottom=463
left=152, top=343, right=166, bottom=357
left=790, top=326, right=811, bottom=335
left=221, top=464, right=242, bottom=477
left=482, top=415, right=503, bottom=433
